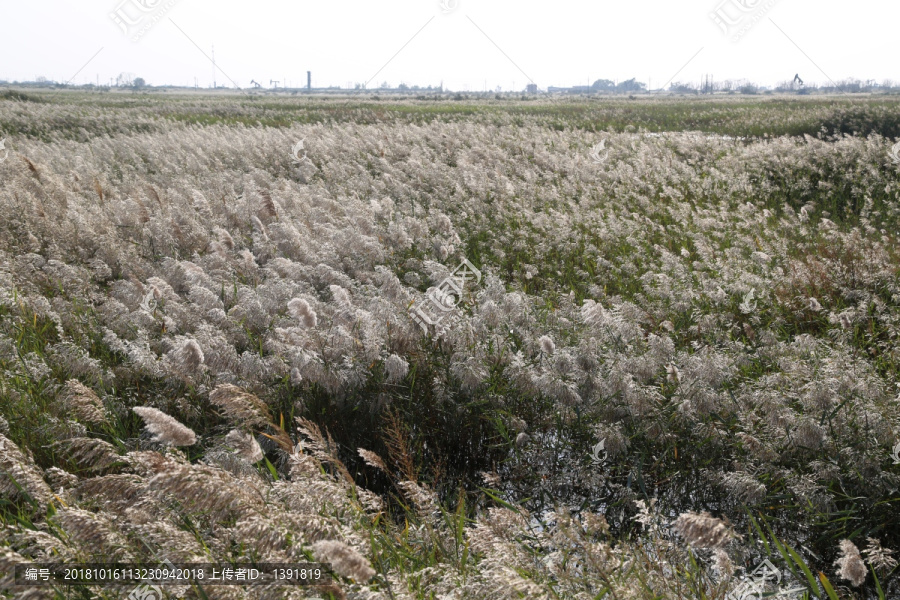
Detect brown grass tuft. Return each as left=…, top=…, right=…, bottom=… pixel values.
left=61, top=380, right=107, bottom=425
left=0, top=434, right=53, bottom=508
left=209, top=384, right=272, bottom=428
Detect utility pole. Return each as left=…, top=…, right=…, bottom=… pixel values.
left=211, top=45, right=216, bottom=89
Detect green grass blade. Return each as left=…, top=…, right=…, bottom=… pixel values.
left=762, top=521, right=797, bottom=579
left=263, top=456, right=280, bottom=480
left=869, top=564, right=886, bottom=600
left=748, top=512, right=772, bottom=557
left=478, top=487, right=521, bottom=512
left=817, top=572, right=839, bottom=600
left=785, top=544, right=820, bottom=598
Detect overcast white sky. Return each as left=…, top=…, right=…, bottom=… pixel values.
left=0, top=0, right=895, bottom=91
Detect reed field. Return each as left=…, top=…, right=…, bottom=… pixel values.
left=1, top=90, right=900, bottom=599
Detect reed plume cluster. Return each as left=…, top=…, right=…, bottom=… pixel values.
left=1, top=92, right=899, bottom=598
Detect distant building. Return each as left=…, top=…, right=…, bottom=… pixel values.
left=526, top=83, right=538, bottom=94
left=547, top=85, right=591, bottom=94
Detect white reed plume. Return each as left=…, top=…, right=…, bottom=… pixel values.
left=224, top=429, right=263, bottom=463
left=133, top=407, right=197, bottom=447
left=539, top=335, right=555, bottom=355
left=311, top=540, right=375, bottom=582
left=672, top=511, right=736, bottom=549
left=834, top=539, right=867, bottom=587
left=383, top=354, right=409, bottom=383
left=288, top=298, right=317, bottom=328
